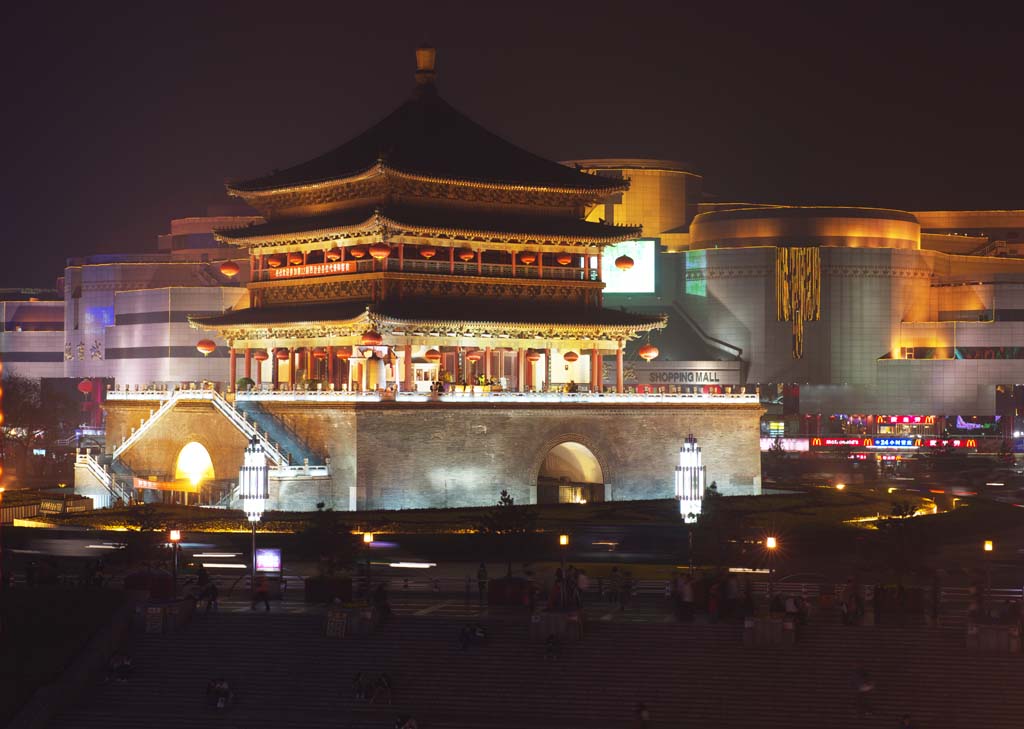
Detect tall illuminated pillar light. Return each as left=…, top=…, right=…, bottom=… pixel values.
left=675, top=434, right=705, bottom=523
left=239, top=437, right=270, bottom=581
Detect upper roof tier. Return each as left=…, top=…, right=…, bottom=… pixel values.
left=227, top=48, right=625, bottom=198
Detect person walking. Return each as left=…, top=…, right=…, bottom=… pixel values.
left=251, top=573, right=270, bottom=611
left=852, top=666, right=875, bottom=717
left=476, top=562, right=488, bottom=606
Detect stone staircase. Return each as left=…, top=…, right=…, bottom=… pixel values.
left=235, top=399, right=324, bottom=466
left=48, top=607, right=1024, bottom=729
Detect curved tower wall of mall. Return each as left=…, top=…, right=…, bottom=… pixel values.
left=686, top=208, right=938, bottom=413
left=565, top=159, right=702, bottom=249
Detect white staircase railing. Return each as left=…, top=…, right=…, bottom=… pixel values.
left=207, top=391, right=288, bottom=467
left=111, top=389, right=288, bottom=467
left=76, top=450, right=133, bottom=505
left=112, top=391, right=182, bottom=460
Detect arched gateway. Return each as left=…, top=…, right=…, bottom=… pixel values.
left=537, top=440, right=606, bottom=504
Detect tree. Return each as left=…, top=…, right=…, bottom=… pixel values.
left=1, top=374, right=76, bottom=479
left=873, top=500, right=926, bottom=590
left=302, top=503, right=356, bottom=577
left=475, top=489, right=538, bottom=576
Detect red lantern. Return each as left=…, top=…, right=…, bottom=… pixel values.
left=465, top=350, right=482, bottom=363
left=349, top=246, right=367, bottom=259
left=519, top=252, right=537, bottom=265
left=556, top=253, right=573, bottom=266
left=615, top=255, right=634, bottom=271
left=219, top=261, right=240, bottom=277
left=335, top=347, right=352, bottom=360
left=312, top=348, right=327, bottom=360
left=458, top=249, right=475, bottom=262
left=424, top=349, right=442, bottom=363
left=368, top=243, right=391, bottom=260
left=77, top=379, right=93, bottom=395
left=563, top=351, right=579, bottom=363
left=275, top=349, right=290, bottom=361
left=361, top=330, right=383, bottom=346
left=638, top=343, right=659, bottom=361
left=325, top=248, right=342, bottom=262
left=419, top=246, right=437, bottom=259
left=253, top=350, right=269, bottom=362
left=526, top=350, right=541, bottom=363
left=267, top=256, right=282, bottom=268
left=196, top=339, right=217, bottom=356
left=287, top=252, right=303, bottom=265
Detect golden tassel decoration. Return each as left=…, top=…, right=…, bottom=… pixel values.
left=775, top=246, right=821, bottom=359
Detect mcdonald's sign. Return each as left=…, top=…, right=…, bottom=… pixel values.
left=811, top=437, right=863, bottom=447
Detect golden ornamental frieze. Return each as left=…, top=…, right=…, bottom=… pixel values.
left=228, top=162, right=624, bottom=209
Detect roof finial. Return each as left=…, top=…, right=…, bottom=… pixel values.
left=415, top=45, right=436, bottom=88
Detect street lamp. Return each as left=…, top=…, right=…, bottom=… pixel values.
left=765, top=536, right=779, bottom=602
left=983, top=539, right=994, bottom=592
left=363, top=532, right=374, bottom=594
left=0, top=487, right=6, bottom=590
left=239, top=437, right=269, bottom=594
left=559, top=533, right=569, bottom=572
left=168, top=529, right=182, bottom=597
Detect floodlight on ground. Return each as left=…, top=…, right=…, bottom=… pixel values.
left=835, top=483, right=846, bottom=491
left=168, top=529, right=181, bottom=542
left=559, top=534, right=569, bottom=547
left=766, top=536, right=778, bottom=550
left=363, top=532, right=375, bottom=544
left=984, top=540, right=994, bottom=552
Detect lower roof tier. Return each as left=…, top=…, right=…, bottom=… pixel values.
left=190, top=297, right=666, bottom=346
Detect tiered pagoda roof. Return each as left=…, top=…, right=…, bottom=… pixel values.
left=227, top=91, right=625, bottom=198
left=192, top=298, right=663, bottom=342
left=216, top=205, right=640, bottom=247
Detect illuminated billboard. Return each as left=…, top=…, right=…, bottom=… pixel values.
left=602, top=239, right=656, bottom=294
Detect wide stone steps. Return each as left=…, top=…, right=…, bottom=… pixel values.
left=49, top=610, right=1024, bottom=729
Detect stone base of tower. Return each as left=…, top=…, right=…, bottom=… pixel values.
left=101, top=395, right=762, bottom=512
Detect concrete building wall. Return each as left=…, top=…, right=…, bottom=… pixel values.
left=104, top=287, right=247, bottom=386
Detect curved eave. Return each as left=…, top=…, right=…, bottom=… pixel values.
left=215, top=214, right=642, bottom=248
left=189, top=310, right=666, bottom=341
left=226, top=162, right=628, bottom=199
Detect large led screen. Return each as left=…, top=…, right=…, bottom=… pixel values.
left=602, top=239, right=656, bottom=293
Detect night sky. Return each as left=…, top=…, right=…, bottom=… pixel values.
left=3, top=1, right=1022, bottom=287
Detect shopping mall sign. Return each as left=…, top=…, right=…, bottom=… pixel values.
left=631, top=360, right=742, bottom=386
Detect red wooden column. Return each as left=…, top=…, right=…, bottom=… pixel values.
left=271, top=350, right=279, bottom=390
left=244, top=347, right=252, bottom=379
left=544, top=348, right=551, bottom=392
left=228, top=347, right=237, bottom=391
left=511, top=249, right=516, bottom=276
left=289, top=348, right=297, bottom=387
left=398, top=244, right=404, bottom=273
left=254, top=355, right=263, bottom=387
left=484, top=346, right=492, bottom=380
left=517, top=348, right=525, bottom=392
left=449, top=245, right=455, bottom=274
left=538, top=251, right=544, bottom=279
left=615, top=341, right=624, bottom=393
left=477, top=249, right=482, bottom=275
left=591, top=347, right=602, bottom=393
left=403, top=344, right=414, bottom=392
left=327, top=346, right=335, bottom=389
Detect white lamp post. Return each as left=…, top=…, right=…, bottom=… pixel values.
left=675, top=434, right=706, bottom=523
left=239, top=437, right=269, bottom=582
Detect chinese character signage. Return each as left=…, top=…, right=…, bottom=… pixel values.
left=271, top=261, right=356, bottom=279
